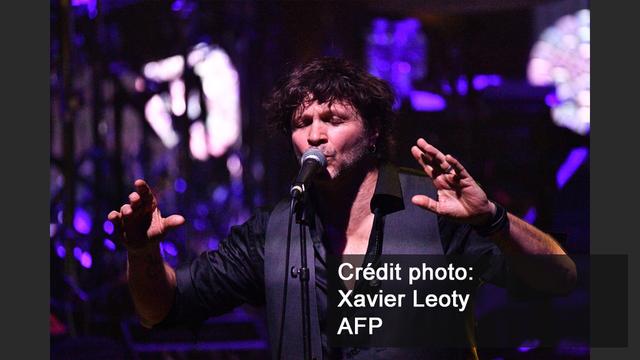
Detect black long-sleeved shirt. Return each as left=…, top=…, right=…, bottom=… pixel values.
left=160, top=164, right=508, bottom=359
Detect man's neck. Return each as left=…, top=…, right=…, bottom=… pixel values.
left=313, top=159, right=379, bottom=232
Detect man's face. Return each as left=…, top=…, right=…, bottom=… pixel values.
left=291, top=100, right=374, bottom=181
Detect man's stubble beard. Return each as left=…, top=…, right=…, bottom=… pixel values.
left=317, top=138, right=373, bottom=186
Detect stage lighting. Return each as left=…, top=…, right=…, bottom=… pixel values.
left=142, top=45, right=241, bottom=159
left=528, top=9, right=590, bottom=135
left=366, top=18, right=427, bottom=108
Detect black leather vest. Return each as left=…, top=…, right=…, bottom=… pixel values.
left=264, top=171, right=474, bottom=359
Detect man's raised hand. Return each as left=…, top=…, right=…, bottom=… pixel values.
left=107, top=179, right=185, bottom=253
left=410, top=138, right=495, bottom=225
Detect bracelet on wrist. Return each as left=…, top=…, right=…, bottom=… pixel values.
left=472, top=201, right=509, bottom=237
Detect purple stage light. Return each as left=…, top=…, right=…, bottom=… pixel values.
left=80, top=252, right=92, bottom=268
left=104, top=238, right=116, bottom=251
left=556, top=339, right=589, bottom=357
left=73, top=247, right=83, bottom=260
left=441, top=82, right=452, bottom=95
left=171, top=0, right=185, bottom=11
left=556, top=147, right=588, bottom=189
left=523, top=207, right=537, bottom=224
left=212, top=186, right=229, bottom=204
left=196, top=203, right=209, bottom=217
left=56, top=245, right=66, bottom=258
left=409, top=91, right=446, bottom=112
left=162, top=242, right=178, bottom=256
left=50, top=224, right=58, bottom=238
left=456, top=77, right=468, bottom=96
left=174, top=178, right=187, bottom=193
left=545, top=92, right=560, bottom=107
left=227, top=154, right=243, bottom=178
left=71, top=0, right=97, bottom=18
left=194, top=219, right=206, bottom=232
left=396, top=61, right=411, bottom=74
left=366, top=17, right=426, bottom=102
left=208, top=237, right=220, bottom=250
left=103, top=220, right=114, bottom=235
left=231, top=179, right=244, bottom=197
left=73, top=208, right=92, bottom=235
left=472, top=75, right=502, bottom=90
left=517, top=338, right=541, bottom=352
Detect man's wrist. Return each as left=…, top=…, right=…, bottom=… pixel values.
left=472, top=201, right=509, bottom=237
left=126, top=241, right=162, bottom=257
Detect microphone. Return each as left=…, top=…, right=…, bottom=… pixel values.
left=290, top=148, right=327, bottom=199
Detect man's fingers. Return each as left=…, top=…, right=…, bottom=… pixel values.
left=163, top=214, right=185, bottom=230
left=134, top=178, right=149, bottom=192
left=412, top=146, right=439, bottom=178
left=412, top=144, right=434, bottom=164
left=107, top=211, right=124, bottom=242
left=445, top=154, right=470, bottom=178
left=107, top=210, right=121, bottom=222
left=120, top=204, right=133, bottom=218
left=128, top=192, right=142, bottom=209
left=411, top=195, right=440, bottom=214
left=416, top=138, right=450, bottom=173
left=411, top=146, right=430, bottom=172
left=134, top=179, right=155, bottom=203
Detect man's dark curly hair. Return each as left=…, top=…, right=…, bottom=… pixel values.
left=263, top=57, right=396, bottom=160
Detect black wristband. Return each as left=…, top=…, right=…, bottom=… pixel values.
left=472, top=201, right=509, bottom=237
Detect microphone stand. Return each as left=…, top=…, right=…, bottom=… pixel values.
left=291, top=191, right=312, bottom=360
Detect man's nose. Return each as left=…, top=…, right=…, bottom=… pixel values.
left=307, top=119, right=327, bottom=146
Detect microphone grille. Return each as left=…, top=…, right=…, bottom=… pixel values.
left=301, top=148, right=327, bottom=168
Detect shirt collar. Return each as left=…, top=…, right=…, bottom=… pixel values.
left=371, top=162, right=405, bottom=215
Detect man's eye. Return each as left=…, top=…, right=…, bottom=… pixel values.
left=293, top=118, right=310, bottom=128
left=330, top=117, right=345, bottom=124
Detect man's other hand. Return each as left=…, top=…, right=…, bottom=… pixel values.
left=107, top=179, right=185, bottom=253
left=410, top=138, right=496, bottom=225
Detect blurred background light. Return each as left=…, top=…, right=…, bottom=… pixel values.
left=528, top=9, right=590, bottom=135
left=518, top=338, right=541, bottom=352
left=50, top=223, right=58, bottom=238
left=212, top=185, right=229, bottom=204
left=189, top=121, right=209, bottom=161
left=73, top=247, right=83, bottom=260
left=523, top=207, right=537, bottom=224
left=226, top=153, right=243, bottom=179
left=73, top=208, right=92, bottom=235
left=162, top=241, right=178, bottom=256
left=367, top=18, right=427, bottom=107
left=55, top=244, right=66, bottom=259
left=409, top=91, right=446, bottom=112
left=144, top=94, right=180, bottom=148
left=103, top=238, right=116, bottom=251
left=187, top=90, right=202, bottom=120
left=103, top=220, right=114, bottom=235
left=556, top=147, right=588, bottom=189
left=80, top=252, right=92, bottom=268
left=170, top=79, right=186, bottom=116
left=196, top=47, right=241, bottom=158
left=174, top=178, right=187, bottom=193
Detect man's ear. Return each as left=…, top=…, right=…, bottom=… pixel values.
left=370, top=130, right=380, bottom=145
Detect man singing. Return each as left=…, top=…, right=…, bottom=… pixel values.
left=108, top=57, right=576, bottom=359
